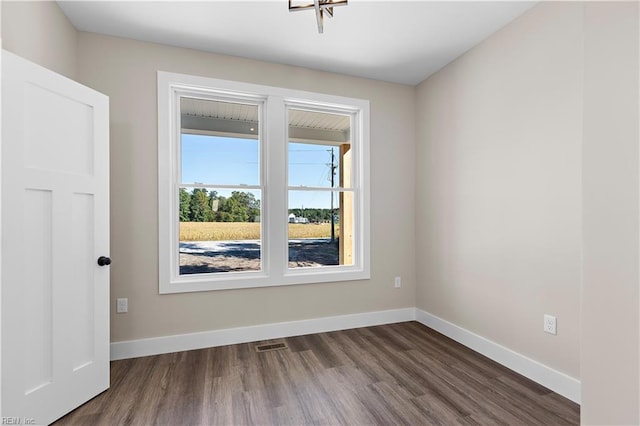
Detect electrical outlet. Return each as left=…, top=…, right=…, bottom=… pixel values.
left=544, top=314, right=557, bottom=335
left=394, top=276, right=402, bottom=288
left=116, top=298, right=128, bottom=313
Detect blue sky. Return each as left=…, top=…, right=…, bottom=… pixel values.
left=181, top=134, right=339, bottom=209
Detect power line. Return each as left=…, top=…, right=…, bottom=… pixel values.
left=289, top=162, right=327, bottom=165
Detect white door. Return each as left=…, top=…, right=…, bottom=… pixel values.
left=1, top=50, right=110, bottom=425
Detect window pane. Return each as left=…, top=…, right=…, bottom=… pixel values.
left=181, top=97, right=259, bottom=186
left=178, top=188, right=261, bottom=275
left=287, top=190, right=353, bottom=268
left=288, top=142, right=340, bottom=188
left=288, top=108, right=351, bottom=188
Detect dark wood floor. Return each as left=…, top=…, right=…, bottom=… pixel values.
left=55, top=321, right=579, bottom=425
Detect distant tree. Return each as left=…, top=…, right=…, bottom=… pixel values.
left=225, top=192, right=249, bottom=222
left=207, top=191, right=258, bottom=222
left=248, top=201, right=261, bottom=222
left=217, top=211, right=233, bottom=222
left=189, top=188, right=211, bottom=222
left=233, top=191, right=260, bottom=222
left=179, top=188, right=191, bottom=222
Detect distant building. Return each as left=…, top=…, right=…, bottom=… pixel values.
left=288, top=213, right=308, bottom=224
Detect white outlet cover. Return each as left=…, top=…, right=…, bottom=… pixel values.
left=116, top=298, right=128, bottom=313
left=544, top=314, right=557, bottom=335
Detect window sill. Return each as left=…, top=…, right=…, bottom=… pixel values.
left=159, top=267, right=370, bottom=294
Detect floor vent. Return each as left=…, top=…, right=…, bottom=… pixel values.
left=255, top=342, right=288, bottom=353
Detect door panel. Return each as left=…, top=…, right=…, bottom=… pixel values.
left=23, top=188, right=54, bottom=395
left=70, top=193, right=96, bottom=371
left=24, top=83, right=95, bottom=175
left=1, top=50, right=110, bottom=425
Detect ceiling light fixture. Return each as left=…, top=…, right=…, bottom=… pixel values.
left=289, top=0, right=348, bottom=34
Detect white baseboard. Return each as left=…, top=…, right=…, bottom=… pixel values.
left=110, top=307, right=416, bottom=361
left=110, top=306, right=580, bottom=405
left=415, top=309, right=581, bottom=404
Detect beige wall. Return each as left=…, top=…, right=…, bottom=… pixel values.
left=416, top=1, right=640, bottom=422
left=75, top=33, right=417, bottom=342
left=581, top=2, right=639, bottom=424
left=1, top=1, right=77, bottom=79
left=415, top=2, right=583, bottom=379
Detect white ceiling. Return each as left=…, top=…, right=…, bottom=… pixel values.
left=57, top=0, right=536, bottom=86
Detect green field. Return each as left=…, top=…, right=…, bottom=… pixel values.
left=179, top=222, right=337, bottom=241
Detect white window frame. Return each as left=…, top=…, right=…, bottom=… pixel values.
left=158, top=71, right=370, bottom=293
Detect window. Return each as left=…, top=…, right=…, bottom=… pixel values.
left=179, top=98, right=262, bottom=275
left=158, top=71, right=369, bottom=293
left=287, top=108, right=354, bottom=268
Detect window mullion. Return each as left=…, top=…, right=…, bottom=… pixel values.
left=264, top=95, right=287, bottom=277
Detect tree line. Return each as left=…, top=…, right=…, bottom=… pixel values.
left=180, top=188, right=260, bottom=223
left=179, top=189, right=335, bottom=223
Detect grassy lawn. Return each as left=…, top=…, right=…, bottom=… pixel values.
left=179, top=221, right=338, bottom=241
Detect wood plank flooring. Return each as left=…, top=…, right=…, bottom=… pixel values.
left=54, top=322, right=579, bottom=425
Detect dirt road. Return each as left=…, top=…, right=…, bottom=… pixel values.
left=179, top=239, right=339, bottom=274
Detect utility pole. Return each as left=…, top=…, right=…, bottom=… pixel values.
left=328, top=147, right=337, bottom=242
